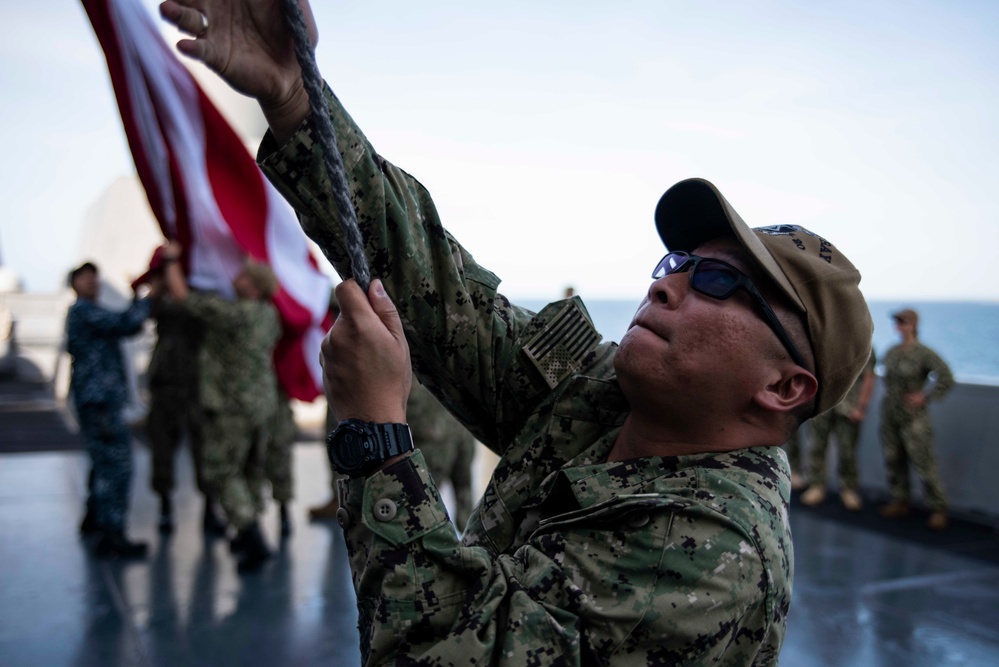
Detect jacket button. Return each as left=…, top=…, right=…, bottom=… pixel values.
left=336, top=507, right=351, bottom=529
left=374, top=499, right=398, bottom=522
left=627, top=512, right=650, bottom=528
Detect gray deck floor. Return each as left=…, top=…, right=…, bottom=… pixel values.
left=1, top=419, right=998, bottom=665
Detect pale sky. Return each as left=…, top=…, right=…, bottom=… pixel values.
left=2, top=0, right=997, bottom=301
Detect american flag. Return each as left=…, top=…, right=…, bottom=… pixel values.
left=82, top=0, right=333, bottom=401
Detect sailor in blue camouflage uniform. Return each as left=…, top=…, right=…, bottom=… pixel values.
left=66, top=261, right=155, bottom=558
left=162, top=1, right=874, bottom=663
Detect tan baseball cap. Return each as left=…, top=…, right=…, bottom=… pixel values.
left=891, top=308, right=918, bottom=326
left=654, top=178, right=873, bottom=415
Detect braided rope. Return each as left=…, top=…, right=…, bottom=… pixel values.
left=280, top=0, right=371, bottom=292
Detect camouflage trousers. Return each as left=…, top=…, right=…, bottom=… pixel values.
left=202, top=409, right=274, bottom=530
left=77, top=402, right=133, bottom=532
left=245, top=398, right=296, bottom=504
left=880, top=405, right=948, bottom=511
left=807, top=410, right=861, bottom=490
left=147, top=387, right=206, bottom=496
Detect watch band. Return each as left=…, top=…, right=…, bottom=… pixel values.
left=370, top=422, right=414, bottom=462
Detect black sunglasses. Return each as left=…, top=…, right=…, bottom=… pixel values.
left=652, top=251, right=808, bottom=368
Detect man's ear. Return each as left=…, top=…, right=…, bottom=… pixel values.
left=754, top=367, right=818, bottom=414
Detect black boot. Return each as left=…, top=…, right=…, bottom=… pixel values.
left=230, top=530, right=249, bottom=555
left=79, top=506, right=100, bottom=535
left=158, top=494, right=174, bottom=534
left=96, top=530, right=148, bottom=560
left=279, top=503, right=292, bottom=539
left=80, top=471, right=98, bottom=535
left=202, top=499, right=227, bottom=537
left=235, top=522, right=271, bottom=573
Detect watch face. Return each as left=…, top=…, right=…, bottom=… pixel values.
left=328, top=421, right=377, bottom=476
left=334, top=429, right=365, bottom=469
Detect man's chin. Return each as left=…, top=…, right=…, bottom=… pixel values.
left=615, top=330, right=662, bottom=381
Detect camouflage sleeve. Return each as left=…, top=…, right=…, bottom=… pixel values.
left=77, top=297, right=152, bottom=339
left=922, top=345, right=954, bottom=402
left=257, top=84, right=551, bottom=451
left=245, top=301, right=282, bottom=352
left=183, top=293, right=246, bottom=332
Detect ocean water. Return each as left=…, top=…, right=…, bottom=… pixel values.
left=518, top=298, right=999, bottom=386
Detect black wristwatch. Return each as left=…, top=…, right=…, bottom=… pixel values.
left=326, top=419, right=414, bottom=477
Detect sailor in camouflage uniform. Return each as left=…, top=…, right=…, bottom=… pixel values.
left=130, top=248, right=218, bottom=534
left=163, top=1, right=873, bottom=663
left=162, top=243, right=282, bottom=571
left=878, top=309, right=954, bottom=530
left=800, top=351, right=876, bottom=510
left=66, top=261, right=155, bottom=558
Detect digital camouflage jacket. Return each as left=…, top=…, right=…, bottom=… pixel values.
left=259, top=84, right=792, bottom=667
left=66, top=296, right=152, bottom=409
left=882, top=342, right=954, bottom=413
left=184, top=293, right=280, bottom=420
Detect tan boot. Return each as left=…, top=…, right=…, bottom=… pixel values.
left=840, top=488, right=863, bottom=512
left=879, top=501, right=910, bottom=519
left=800, top=485, right=826, bottom=506
left=308, top=497, right=340, bottom=520
left=927, top=511, right=948, bottom=531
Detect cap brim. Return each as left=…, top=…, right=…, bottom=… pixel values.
left=654, top=178, right=805, bottom=312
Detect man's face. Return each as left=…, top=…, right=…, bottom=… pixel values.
left=614, top=236, right=787, bottom=418
left=894, top=318, right=915, bottom=338
left=71, top=269, right=99, bottom=300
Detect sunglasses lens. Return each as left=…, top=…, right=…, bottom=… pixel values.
left=691, top=262, right=740, bottom=298
left=652, top=253, right=689, bottom=279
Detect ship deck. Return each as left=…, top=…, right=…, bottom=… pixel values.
left=2, top=374, right=999, bottom=666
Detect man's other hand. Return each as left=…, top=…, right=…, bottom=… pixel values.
left=321, top=279, right=412, bottom=424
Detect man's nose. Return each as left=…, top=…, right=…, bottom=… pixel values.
left=648, top=272, right=687, bottom=308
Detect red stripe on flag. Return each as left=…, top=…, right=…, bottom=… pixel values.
left=199, top=89, right=270, bottom=262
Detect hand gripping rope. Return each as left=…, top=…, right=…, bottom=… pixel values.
left=280, top=0, right=372, bottom=292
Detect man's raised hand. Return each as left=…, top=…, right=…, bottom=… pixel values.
left=159, top=0, right=316, bottom=139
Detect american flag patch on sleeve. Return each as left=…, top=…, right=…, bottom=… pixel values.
left=522, top=300, right=602, bottom=389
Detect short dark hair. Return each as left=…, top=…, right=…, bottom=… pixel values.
left=67, top=262, right=98, bottom=287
